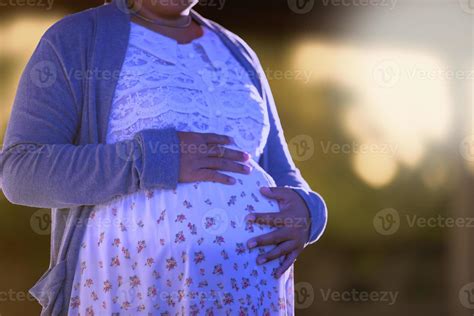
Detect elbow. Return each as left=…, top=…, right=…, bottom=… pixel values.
left=0, top=149, right=37, bottom=206
left=313, top=192, right=328, bottom=242
left=1, top=156, right=25, bottom=206
left=1, top=172, right=22, bottom=206
left=304, top=190, right=328, bottom=246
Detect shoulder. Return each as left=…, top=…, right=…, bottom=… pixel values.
left=39, top=2, right=123, bottom=54
left=31, top=3, right=120, bottom=69
left=201, top=16, right=263, bottom=66
left=41, top=6, right=100, bottom=46
left=23, top=5, right=111, bottom=105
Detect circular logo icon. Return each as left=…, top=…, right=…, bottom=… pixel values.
left=30, top=208, right=51, bottom=235
left=289, top=134, right=314, bottom=162
left=288, top=0, right=315, bottom=14
left=373, top=208, right=400, bottom=236
left=459, top=282, right=474, bottom=309
left=459, top=135, right=474, bottom=162
left=372, top=59, right=401, bottom=88
left=116, top=141, right=142, bottom=162
left=201, top=208, right=229, bottom=235
left=198, top=60, right=230, bottom=91
left=459, top=0, right=474, bottom=14
left=116, top=0, right=143, bottom=14
left=294, top=282, right=314, bottom=309
left=30, top=60, right=57, bottom=88
left=118, top=287, right=138, bottom=305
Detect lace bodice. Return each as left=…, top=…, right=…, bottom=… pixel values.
left=106, top=21, right=270, bottom=161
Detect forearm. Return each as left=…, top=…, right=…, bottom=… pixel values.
left=0, top=128, right=180, bottom=209
left=254, top=56, right=328, bottom=245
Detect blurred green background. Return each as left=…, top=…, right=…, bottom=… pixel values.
left=0, top=0, right=473, bottom=315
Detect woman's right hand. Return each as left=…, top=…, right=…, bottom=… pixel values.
left=177, top=131, right=252, bottom=185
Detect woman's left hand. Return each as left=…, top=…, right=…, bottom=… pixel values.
left=245, top=186, right=311, bottom=278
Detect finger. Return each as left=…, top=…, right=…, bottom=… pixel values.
left=274, top=250, right=299, bottom=279
left=256, top=240, right=297, bottom=265
left=207, top=146, right=250, bottom=162
left=259, top=186, right=291, bottom=201
left=196, top=169, right=236, bottom=185
left=245, top=212, right=289, bottom=227
left=202, top=133, right=234, bottom=145
left=202, top=157, right=251, bottom=175
left=246, top=228, right=290, bottom=249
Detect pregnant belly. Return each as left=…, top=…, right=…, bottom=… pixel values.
left=89, top=160, right=279, bottom=241
left=84, top=157, right=285, bottom=274
left=76, top=158, right=292, bottom=311
left=97, top=161, right=279, bottom=254
left=73, top=158, right=294, bottom=313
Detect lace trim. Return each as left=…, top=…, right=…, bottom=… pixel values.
left=106, top=22, right=270, bottom=159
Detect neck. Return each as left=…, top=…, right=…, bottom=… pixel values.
left=141, top=8, right=192, bottom=20
left=134, top=0, right=197, bottom=20
left=133, top=8, right=193, bottom=29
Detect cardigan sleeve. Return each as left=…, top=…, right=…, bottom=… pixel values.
left=0, top=37, right=180, bottom=209
left=251, top=51, right=328, bottom=246
left=259, top=96, right=328, bottom=246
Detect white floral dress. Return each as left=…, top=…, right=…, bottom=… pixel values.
left=68, top=21, right=294, bottom=316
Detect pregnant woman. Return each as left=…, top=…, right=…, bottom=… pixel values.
left=0, top=0, right=327, bottom=315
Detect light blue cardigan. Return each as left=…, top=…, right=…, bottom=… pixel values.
left=0, top=0, right=327, bottom=314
